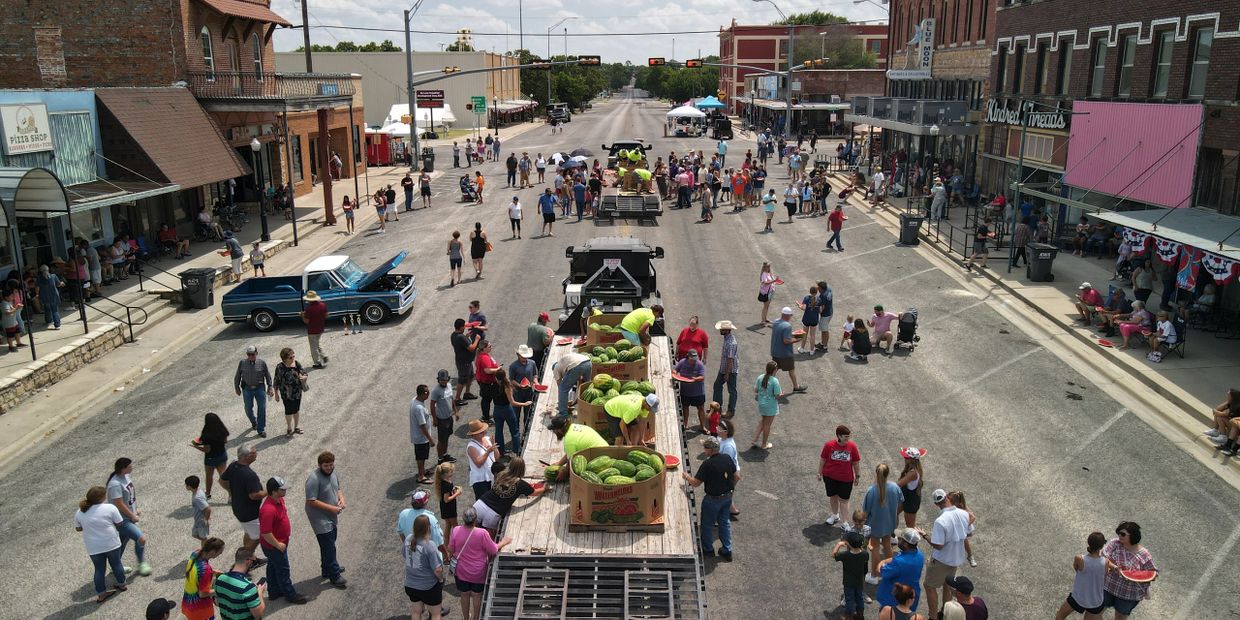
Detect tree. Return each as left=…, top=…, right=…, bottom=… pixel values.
left=774, top=11, right=849, bottom=25
left=445, top=41, right=475, bottom=52
left=294, top=40, right=400, bottom=53
left=791, top=28, right=877, bottom=69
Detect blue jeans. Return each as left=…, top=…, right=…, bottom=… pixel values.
left=117, top=520, right=145, bottom=563
left=493, top=403, right=522, bottom=454
left=89, top=547, right=125, bottom=595
left=712, top=372, right=738, bottom=414
left=242, top=386, right=266, bottom=432
left=507, top=170, right=517, bottom=186
left=265, top=545, right=297, bottom=598
left=699, top=495, right=733, bottom=554
left=315, top=528, right=342, bottom=580
left=843, top=584, right=865, bottom=614
left=557, top=360, right=593, bottom=417
left=827, top=230, right=843, bottom=250
left=405, top=190, right=413, bottom=210
left=44, top=303, right=61, bottom=328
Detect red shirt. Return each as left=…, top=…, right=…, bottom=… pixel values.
left=1079, top=288, right=1102, bottom=307
left=158, top=228, right=178, bottom=242
left=474, top=352, right=499, bottom=384
left=820, top=440, right=860, bottom=481
left=303, top=301, right=327, bottom=335
left=258, top=496, right=290, bottom=549
left=675, top=327, right=709, bottom=360
left=828, top=210, right=846, bottom=232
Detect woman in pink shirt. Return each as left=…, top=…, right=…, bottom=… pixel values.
left=450, top=507, right=511, bottom=620
left=758, top=262, right=776, bottom=325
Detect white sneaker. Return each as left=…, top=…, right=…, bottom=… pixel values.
left=825, top=513, right=840, bottom=526
left=864, top=573, right=881, bottom=585
left=866, top=594, right=874, bottom=604
left=1206, top=429, right=1222, bottom=438
left=968, top=556, right=978, bottom=567
left=1210, top=434, right=1228, bottom=446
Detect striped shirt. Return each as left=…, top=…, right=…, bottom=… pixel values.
left=214, top=570, right=261, bottom=619
left=719, top=334, right=738, bottom=374
left=1102, top=538, right=1156, bottom=601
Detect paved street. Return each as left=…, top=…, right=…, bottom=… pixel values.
left=1, top=99, right=1237, bottom=620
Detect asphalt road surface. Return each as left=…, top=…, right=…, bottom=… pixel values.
left=1, top=99, right=1237, bottom=620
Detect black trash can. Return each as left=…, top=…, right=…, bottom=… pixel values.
left=899, top=213, right=925, bottom=245
left=180, top=268, right=216, bottom=309
left=1026, top=243, right=1059, bottom=282
left=421, top=147, right=435, bottom=173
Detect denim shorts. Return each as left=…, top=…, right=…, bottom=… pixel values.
left=204, top=452, right=228, bottom=467
left=1102, top=591, right=1140, bottom=615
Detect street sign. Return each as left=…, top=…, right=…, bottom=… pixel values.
left=417, top=90, right=445, bottom=109
left=471, top=96, right=487, bottom=112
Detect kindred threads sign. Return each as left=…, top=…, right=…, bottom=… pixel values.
left=1, top=104, right=54, bottom=155
left=986, top=99, right=1069, bottom=130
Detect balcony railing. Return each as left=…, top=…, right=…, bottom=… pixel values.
left=187, top=71, right=355, bottom=101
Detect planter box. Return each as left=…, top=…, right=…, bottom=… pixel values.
left=568, top=446, right=667, bottom=531
left=584, top=313, right=625, bottom=346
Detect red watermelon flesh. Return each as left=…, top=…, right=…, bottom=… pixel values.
left=664, top=454, right=680, bottom=469
left=1120, top=569, right=1156, bottom=583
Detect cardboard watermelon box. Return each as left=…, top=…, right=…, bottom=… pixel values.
left=573, top=390, right=655, bottom=444
left=584, top=313, right=625, bottom=346
left=568, top=445, right=667, bottom=531
left=576, top=343, right=649, bottom=382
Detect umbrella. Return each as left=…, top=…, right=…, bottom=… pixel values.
left=560, top=159, right=585, bottom=169
left=550, top=152, right=564, bottom=163
left=570, top=155, right=588, bottom=162
left=570, top=148, right=594, bottom=157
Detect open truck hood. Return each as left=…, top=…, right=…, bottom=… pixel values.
left=356, top=250, right=409, bottom=290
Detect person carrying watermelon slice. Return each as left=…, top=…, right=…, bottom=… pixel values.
left=1100, top=522, right=1157, bottom=619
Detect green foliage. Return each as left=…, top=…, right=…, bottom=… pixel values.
left=633, top=56, right=721, bottom=102
left=792, top=34, right=878, bottom=70
left=445, top=41, right=475, bottom=52
left=295, top=40, right=401, bottom=53
left=774, top=11, right=849, bottom=25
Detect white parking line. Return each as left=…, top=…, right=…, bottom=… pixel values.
left=1174, top=520, right=1240, bottom=619
left=1069, top=408, right=1128, bottom=457
left=923, top=347, right=1042, bottom=410
left=754, top=489, right=779, bottom=500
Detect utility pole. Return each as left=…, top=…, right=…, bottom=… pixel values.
left=404, top=9, right=418, bottom=171
left=301, top=0, right=335, bottom=225
left=786, top=25, right=795, bottom=138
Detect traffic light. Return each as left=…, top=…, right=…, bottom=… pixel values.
left=685, top=58, right=703, bottom=68
left=442, top=66, right=461, bottom=73
left=802, top=58, right=829, bottom=69
left=530, top=59, right=552, bottom=70
left=648, top=57, right=666, bottom=66
left=578, top=55, right=601, bottom=66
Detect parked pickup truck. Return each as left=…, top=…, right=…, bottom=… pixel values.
left=222, top=252, right=416, bottom=332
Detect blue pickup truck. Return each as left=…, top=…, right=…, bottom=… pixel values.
left=221, top=251, right=417, bottom=332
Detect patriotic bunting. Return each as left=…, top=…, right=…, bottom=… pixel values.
left=1201, top=252, right=1240, bottom=285
left=1153, top=237, right=1181, bottom=265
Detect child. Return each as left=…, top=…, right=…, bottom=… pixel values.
left=1055, top=531, right=1112, bottom=620
left=186, top=475, right=210, bottom=542
left=249, top=243, right=266, bottom=278
left=717, top=418, right=741, bottom=519
left=839, top=510, right=875, bottom=606
left=434, top=462, right=460, bottom=550
left=705, top=401, right=722, bottom=436
left=832, top=531, right=870, bottom=620
left=950, top=490, right=979, bottom=566
left=840, top=313, right=855, bottom=351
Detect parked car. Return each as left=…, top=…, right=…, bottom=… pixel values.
left=222, top=251, right=417, bottom=332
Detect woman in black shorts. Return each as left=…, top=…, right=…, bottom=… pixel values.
left=468, top=222, right=488, bottom=279
left=896, top=446, right=925, bottom=529
left=190, top=412, right=229, bottom=499
left=402, top=514, right=445, bottom=619
left=817, top=424, right=861, bottom=526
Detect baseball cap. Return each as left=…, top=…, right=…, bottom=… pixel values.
left=899, top=528, right=921, bottom=545
left=245, top=345, right=257, bottom=354
left=145, top=598, right=178, bottom=620
left=436, top=369, right=451, bottom=381
left=945, top=575, right=974, bottom=595
left=780, top=306, right=794, bottom=315
left=410, top=489, right=430, bottom=507
left=932, top=488, right=948, bottom=504
left=1079, top=281, right=1092, bottom=290
left=844, top=531, right=865, bottom=549
left=701, top=435, right=720, bottom=450
left=270, top=476, right=291, bottom=491
left=539, top=311, right=550, bottom=322
left=645, top=393, right=660, bottom=412
left=687, top=349, right=698, bottom=358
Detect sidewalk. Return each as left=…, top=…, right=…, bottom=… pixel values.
left=823, top=172, right=1235, bottom=426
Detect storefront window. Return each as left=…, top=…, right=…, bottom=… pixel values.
left=352, top=124, right=362, bottom=165
left=1012, top=44, right=1025, bottom=94
left=1152, top=31, right=1173, bottom=98
left=1057, top=39, right=1074, bottom=96
left=995, top=45, right=1008, bottom=94
left=69, top=209, right=103, bottom=242
left=1034, top=44, right=1050, bottom=95
left=1186, top=27, right=1213, bottom=100
left=1088, top=39, right=1106, bottom=98
left=291, top=135, right=303, bottom=183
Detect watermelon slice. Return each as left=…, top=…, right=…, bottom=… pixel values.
left=465, top=321, right=482, bottom=329
left=1097, top=339, right=1115, bottom=348
left=792, top=329, right=806, bottom=338
left=1141, top=329, right=1153, bottom=336
left=663, top=454, right=680, bottom=470
left=671, top=373, right=693, bottom=382
left=1120, top=569, right=1156, bottom=583
left=519, top=377, right=532, bottom=388
left=773, top=277, right=785, bottom=285
left=555, top=337, right=574, bottom=345
left=533, top=383, right=549, bottom=393
left=531, top=481, right=546, bottom=492
left=1095, top=306, right=1104, bottom=312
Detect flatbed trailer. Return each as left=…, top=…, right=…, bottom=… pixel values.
left=483, top=338, right=705, bottom=619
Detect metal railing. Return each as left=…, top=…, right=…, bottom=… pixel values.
left=81, top=293, right=149, bottom=344
left=186, top=71, right=356, bottom=100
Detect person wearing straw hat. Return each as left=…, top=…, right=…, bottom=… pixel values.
left=300, top=291, right=329, bottom=369
left=897, top=447, right=927, bottom=530
left=464, top=420, right=499, bottom=499
left=712, top=320, right=740, bottom=417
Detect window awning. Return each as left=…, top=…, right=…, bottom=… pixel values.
left=1092, top=208, right=1240, bottom=261
left=0, top=167, right=68, bottom=225
left=194, top=0, right=291, bottom=26
left=843, top=113, right=979, bottom=136
left=58, top=179, right=182, bottom=216
left=750, top=98, right=852, bottom=112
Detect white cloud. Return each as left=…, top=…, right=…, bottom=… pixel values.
left=271, top=0, right=887, bottom=63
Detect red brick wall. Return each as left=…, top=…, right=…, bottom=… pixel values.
left=799, top=70, right=887, bottom=98
left=282, top=110, right=366, bottom=198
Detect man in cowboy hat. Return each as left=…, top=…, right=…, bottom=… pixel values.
left=300, top=291, right=329, bottom=368
left=546, top=416, right=608, bottom=480
left=712, top=320, right=739, bottom=417
left=509, top=345, right=538, bottom=435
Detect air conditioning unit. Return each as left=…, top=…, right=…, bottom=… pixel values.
left=830, top=95, right=841, bottom=103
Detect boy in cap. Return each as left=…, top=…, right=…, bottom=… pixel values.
left=946, top=576, right=988, bottom=619
left=832, top=531, right=870, bottom=619
left=145, top=598, right=177, bottom=620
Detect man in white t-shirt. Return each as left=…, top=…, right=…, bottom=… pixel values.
left=918, top=488, right=971, bottom=619
left=870, top=169, right=886, bottom=206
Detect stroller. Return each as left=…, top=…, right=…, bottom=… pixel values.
left=459, top=175, right=479, bottom=202
left=895, top=307, right=920, bottom=350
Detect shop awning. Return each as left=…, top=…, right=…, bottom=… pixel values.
left=194, top=0, right=291, bottom=26
left=95, top=88, right=249, bottom=189
left=1092, top=208, right=1240, bottom=261
left=59, top=179, right=182, bottom=216
left=843, top=113, right=979, bottom=136
left=0, top=167, right=68, bottom=224
left=750, top=98, right=852, bottom=112
left=494, top=99, right=537, bottom=113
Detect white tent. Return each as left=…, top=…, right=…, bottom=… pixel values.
left=383, top=103, right=457, bottom=129
left=666, top=105, right=706, bottom=119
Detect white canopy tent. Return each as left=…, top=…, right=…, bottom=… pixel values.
left=666, top=105, right=706, bottom=119
left=383, top=103, right=457, bottom=130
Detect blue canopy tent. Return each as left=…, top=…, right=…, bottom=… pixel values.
left=694, top=96, right=726, bottom=110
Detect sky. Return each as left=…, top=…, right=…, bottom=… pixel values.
left=271, top=0, right=888, bottom=64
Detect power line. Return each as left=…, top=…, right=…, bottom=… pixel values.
left=294, top=24, right=722, bottom=37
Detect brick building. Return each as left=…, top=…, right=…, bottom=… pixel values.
left=1, top=0, right=365, bottom=224
left=719, top=20, right=888, bottom=120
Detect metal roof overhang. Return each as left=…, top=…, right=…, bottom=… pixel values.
left=1091, top=208, right=1240, bottom=261
left=843, top=113, right=980, bottom=136
left=0, top=167, right=68, bottom=225
left=195, top=95, right=356, bottom=113
left=62, top=179, right=182, bottom=215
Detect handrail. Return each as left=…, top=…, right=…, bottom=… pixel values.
left=135, top=257, right=188, bottom=292
left=82, top=294, right=148, bottom=344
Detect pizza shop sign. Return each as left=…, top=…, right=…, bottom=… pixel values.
left=986, top=99, right=1069, bottom=130
left=0, top=104, right=55, bottom=155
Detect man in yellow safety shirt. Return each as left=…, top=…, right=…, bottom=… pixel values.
left=548, top=415, right=609, bottom=480
left=604, top=392, right=659, bottom=446
left=619, top=304, right=663, bottom=346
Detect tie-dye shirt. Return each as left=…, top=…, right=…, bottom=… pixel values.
left=181, top=550, right=216, bottom=620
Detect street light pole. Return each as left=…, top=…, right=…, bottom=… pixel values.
left=250, top=138, right=270, bottom=242
left=546, top=17, right=576, bottom=107
left=751, top=0, right=794, bottom=138
left=404, top=0, right=426, bottom=172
